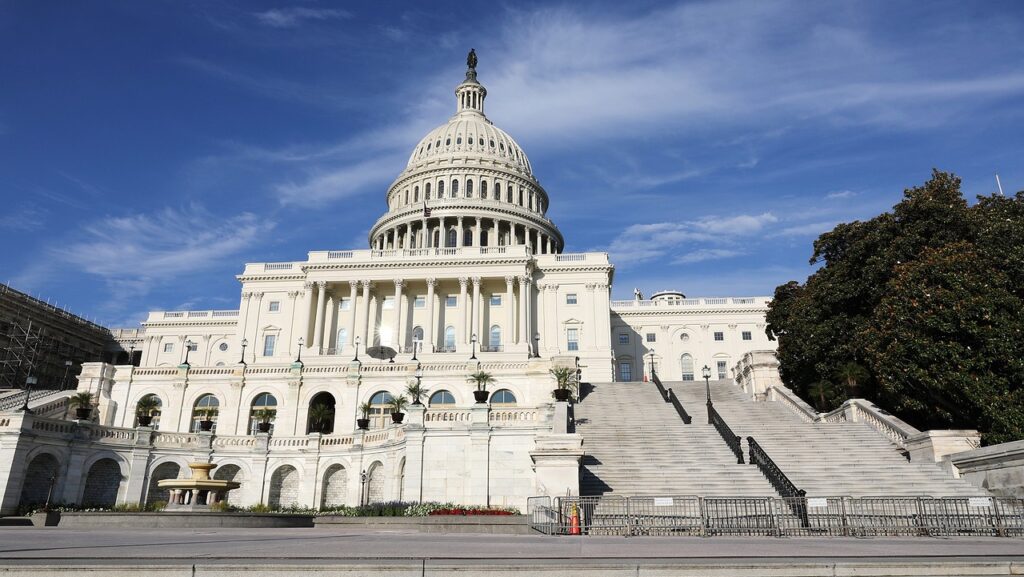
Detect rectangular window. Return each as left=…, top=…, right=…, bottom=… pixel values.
left=742, top=331, right=752, bottom=341
left=566, top=293, right=578, bottom=305
left=414, top=296, right=425, bottom=309
left=383, top=296, right=395, bottom=310
left=714, top=331, right=724, bottom=341
left=645, top=333, right=656, bottom=343
left=490, top=294, right=502, bottom=306
left=268, top=301, right=280, bottom=312
left=567, top=328, right=579, bottom=351
left=263, top=334, right=276, bottom=357
left=163, top=342, right=173, bottom=353
left=339, top=298, right=351, bottom=311
left=445, top=295, right=457, bottom=307
left=187, top=342, right=198, bottom=352
left=717, top=360, right=728, bottom=380
left=619, top=362, right=632, bottom=382
left=618, top=333, right=629, bottom=345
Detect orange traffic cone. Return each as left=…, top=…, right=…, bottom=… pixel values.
left=569, top=503, right=581, bottom=535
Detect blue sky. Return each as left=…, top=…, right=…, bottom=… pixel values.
left=2, top=1, right=1023, bottom=328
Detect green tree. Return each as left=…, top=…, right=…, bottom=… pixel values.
left=766, top=170, right=1024, bottom=443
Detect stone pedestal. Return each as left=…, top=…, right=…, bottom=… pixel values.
left=530, top=434, right=584, bottom=497
left=907, top=430, right=981, bottom=476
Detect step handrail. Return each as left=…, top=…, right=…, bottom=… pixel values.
left=652, top=370, right=691, bottom=424
left=709, top=404, right=744, bottom=463
left=651, top=370, right=669, bottom=401
left=747, top=436, right=809, bottom=527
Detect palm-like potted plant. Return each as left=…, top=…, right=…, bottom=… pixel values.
left=357, top=401, right=372, bottom=430
left=389, top=395, right=409, bottom=424
left=467, top=370, right=496, bottom=403
left=550, top=367, right=575, bottom=402
left=253, top=408, right=276, bottom=433
left=196, top=408, right=218, bottom=431
left=406, top=380, right=428, bottom=405
left=308, top=403, right=334, bottom=434
left=135, top=395, right=161, bottom=427
left=69, top=392, right=94, bottom=420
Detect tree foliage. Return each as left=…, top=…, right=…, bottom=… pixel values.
left=766, top=170, right=1024, bottom=444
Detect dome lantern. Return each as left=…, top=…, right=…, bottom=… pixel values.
left=456, top=49, right=486, bottom=116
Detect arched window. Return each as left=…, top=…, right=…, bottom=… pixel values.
left=456, top=136, right=462, bottom=144
left=466, top=179, right=474, bottom=197
left=447, top=228, right=458, bottom=247
left=481, top=180, right=488, bottom=199
left=681, top=354, right=695, bottom=382
left=491, top=389, right=517, bottom=406
left=404, top=190, right=409, bottom=204
left=307, top=391, right=336, bottom=434
left=507, top=184, right=513, bottom=203
left=425, top=182, right=431, bottom=200
left=249, top=392, right=278, bottom=435
left=135, top=394, right=162, bottom=428
left=489, top=325, right=502, bottom=350
left=429, top=390, right=456, bottom=405
left=412, top=326, right=424, bottom=352
left=414, top=186, right=419, bottom=202
left=368, top=391, right=394, bottom=429
left=444, top=326, right=456, bottom=351
left=451, top=179, right=459, bottom=197
left=437, top=180, right=445, bottom=198
left=519, top=189, right=524, bottom=206
left=191, top=394, right=220, bottom=433
left=337, top=328, right=348, bottom=352
left=618, top=359, right=633, bottom=382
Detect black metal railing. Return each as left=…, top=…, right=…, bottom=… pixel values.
left=479, top=345, right=504, bottom=352
left=747, top=436, right=809, bottom=527
left=709, top=404, right=744, bottom=463
left=667, top=388, right=692, bottom=424
left=652, top=370, right=669, bottom=401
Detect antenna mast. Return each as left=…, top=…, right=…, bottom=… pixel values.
left=996, top=174, right=1005, bottom=196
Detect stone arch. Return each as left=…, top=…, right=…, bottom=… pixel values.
left=146, top=462, right=181, bottom=505
left=268, top=465, right=300, bottom=508
left=307, top=391, right=336, bottom=434
left=82, top=458, right=123, bottom=507
left=213, top=464, right=243, bottom=504
left=366, top=460, right=385, bottom=504
left=396, top=457, right=406, bottom=502
left=19, top=452, right=60, bottom=507
left=320, top=464, right=348, bottom=508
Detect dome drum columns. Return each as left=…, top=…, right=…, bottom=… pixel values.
left=372, top=216, right=560, bottom=254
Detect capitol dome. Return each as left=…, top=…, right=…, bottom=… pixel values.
left=368, top=51, right=563, bottom=255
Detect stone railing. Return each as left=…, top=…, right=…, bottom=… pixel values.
left=155, top=310, right=239, bottom=320
left=489, top=409, right=540, bottom=425
left=766, top=386, right=818, bottom=423
left=610, top=296, right=768, bottom=309
left=424, top=409, right=474, bottom=425
left=153, top=432, right=200, bottom=449
left=305, top=245, right=533, bottom=266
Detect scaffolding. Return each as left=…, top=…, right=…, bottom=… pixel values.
left=0, top=318, right=53, bottom=389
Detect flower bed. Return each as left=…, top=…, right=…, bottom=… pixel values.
left=427, top=507, right=516, bottom=516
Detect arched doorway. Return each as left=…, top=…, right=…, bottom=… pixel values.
left=214, top=464, right=243, bottom=504
left=320, top=464, right=347, bottom=508
left=366, top=461, right=385, bottom=504
left=19, top=453, right=60, bottom=507
left=146, top=462, right=181, bottom=505
left=268, top=465, right=299, bottom=508
left=307, top=392, right=336, bottom=434
left=82, top=458, right=122, bottom=507
left=368, top=391, right=394, bottom=429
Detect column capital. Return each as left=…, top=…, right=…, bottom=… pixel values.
left=287, top=291, right=301, bottom=299
left=546, top=284, right=560, bottom=292
left=458, top=277, right=469, bottom=289
left=471, top=276, right=481, bottom=287
left=504, top=275, right=517, bottom=285
left=241, top=291, right=253, bottom=300
left=518, top=276, right=529, bottom=286
left=426, top=277, right=438, bottom=288
left=394, top=279, right=406, bottom=290
left=303, top=281, right=315, bottom=290
left=359, top=280, right=374, bottom=290
left=316, top=281, right=328, bottom=290
left=253, top=291, right=265, bottom=300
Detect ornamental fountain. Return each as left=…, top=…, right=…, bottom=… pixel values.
left=158, top=462, right=240, bottom=511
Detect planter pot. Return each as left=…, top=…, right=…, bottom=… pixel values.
left=75, top=407, right=92, bottom=420
left=357, top=418, right=370, bottom=430
left=30, top=510, right=61, bottom=527
left=137, top=415, right=153, bottom=427
left=473, top=390, right=489, bottom=404
left=199, top=419, right=214, bottom=432
left=553, top=389, right=571, bottom=402
left=257, top=422, right=272, bottom=433
left=391, top=412, right=405, bottom=424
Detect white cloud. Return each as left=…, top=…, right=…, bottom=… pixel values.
left=254, top=7, right=351, bottom=28
left=274, top=153, right=407, bottom=206
left=53, top=205, right=274, bottom=299
left=605, top=212, right=776, bottom=265
left=673, top=248, right=745, bottom=264
left=826, top=190, right=857, bottom=199
left=0, top=204, right=46, bottom=232
left=771, top=221, right=837, bottom=238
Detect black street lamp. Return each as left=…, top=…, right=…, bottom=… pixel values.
left=470, top=333, right=477, bottom=360
left=296, top=337, right=304, bottom=364
left=20, top=375, right=37, bottom=414
left=239, top=338, right=248, bottom=365
left=649, top=348, right=656, bottom=380
left=60, top=360, right=73, bottom=390
left=411, top=339, right=418, bottom=362
left=182, top=340, right=196, bottom=367
left=359, top=470, right=368, bottom=506
left=413, top=365, right=423, bottom=404
left=533, top=333, right=540, bottom=358
left=353, top=336, right=361, bottom=362
left=703, top=364, right=713, bottom=423
left=128, top=342, right=136, bottom=366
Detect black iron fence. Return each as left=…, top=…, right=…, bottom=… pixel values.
left=526, top=495, right=1024, bottom=537
left=708, top=404, right=744, bottom=463
left=746, top=436, right=809, bottom=525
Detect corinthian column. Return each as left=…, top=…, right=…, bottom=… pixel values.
left=458, top=277, right=469, bottom=345
left=425, top=278, right=437, bottom=351
left=393, top=279, right=405, bottom=350
left=312, top=281, right=327, bottom=353
left=471, top=276, right=481, bottom=347
left=518, top=277, right=528, bottom=347
left=347, top=281, right=358, bottom=354
left=505, top=276, right=516, bottom=346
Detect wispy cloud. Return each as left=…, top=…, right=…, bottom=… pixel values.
left=826, top=190, right=857, bottom=199
left=605, top=212, right=777, bottom=265
left=673, top=248, right=745, bottom=264
left=770, top=221, right=838, bottom=238
left=0, top=204, right=46, bottom=232
left=253, top=7, right=351, bottom=29
left=274, top=154, right=406, bottom=206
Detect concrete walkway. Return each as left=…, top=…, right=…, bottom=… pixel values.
left=1, top=527, right=1022, bottom=576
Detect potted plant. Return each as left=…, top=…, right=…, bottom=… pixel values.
left=197, top=408, right=217, bottom=431
left=389, top=395, right=409, bottom=424
left=357, top=401, right=372, bottom=430
left=406, top=380, right=428, bottom=405
left=467, top=370, right=496, bottom=403
left=69, top=392, right=94, bottom=420
left=135, top=395, right=161, bottom=427
left=308, top=403, right=334, bottom=434
left=253, top=408, right=276, bottom=433
left=550, top=367, right=575, bottom=402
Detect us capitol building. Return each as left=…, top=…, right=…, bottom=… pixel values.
left=0, top=54, right=788, bottom=513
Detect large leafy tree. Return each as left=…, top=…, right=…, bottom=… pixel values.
left=766, top=170, right=1024, bottom=444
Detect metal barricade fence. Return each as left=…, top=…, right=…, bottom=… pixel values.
left=775, top=496, right=848, bottom=536
left=525, top=495, right=1024, bottom=537
left=628, top=496, right=703, bottom=536
left=703, top=497, right=776, bottom=536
